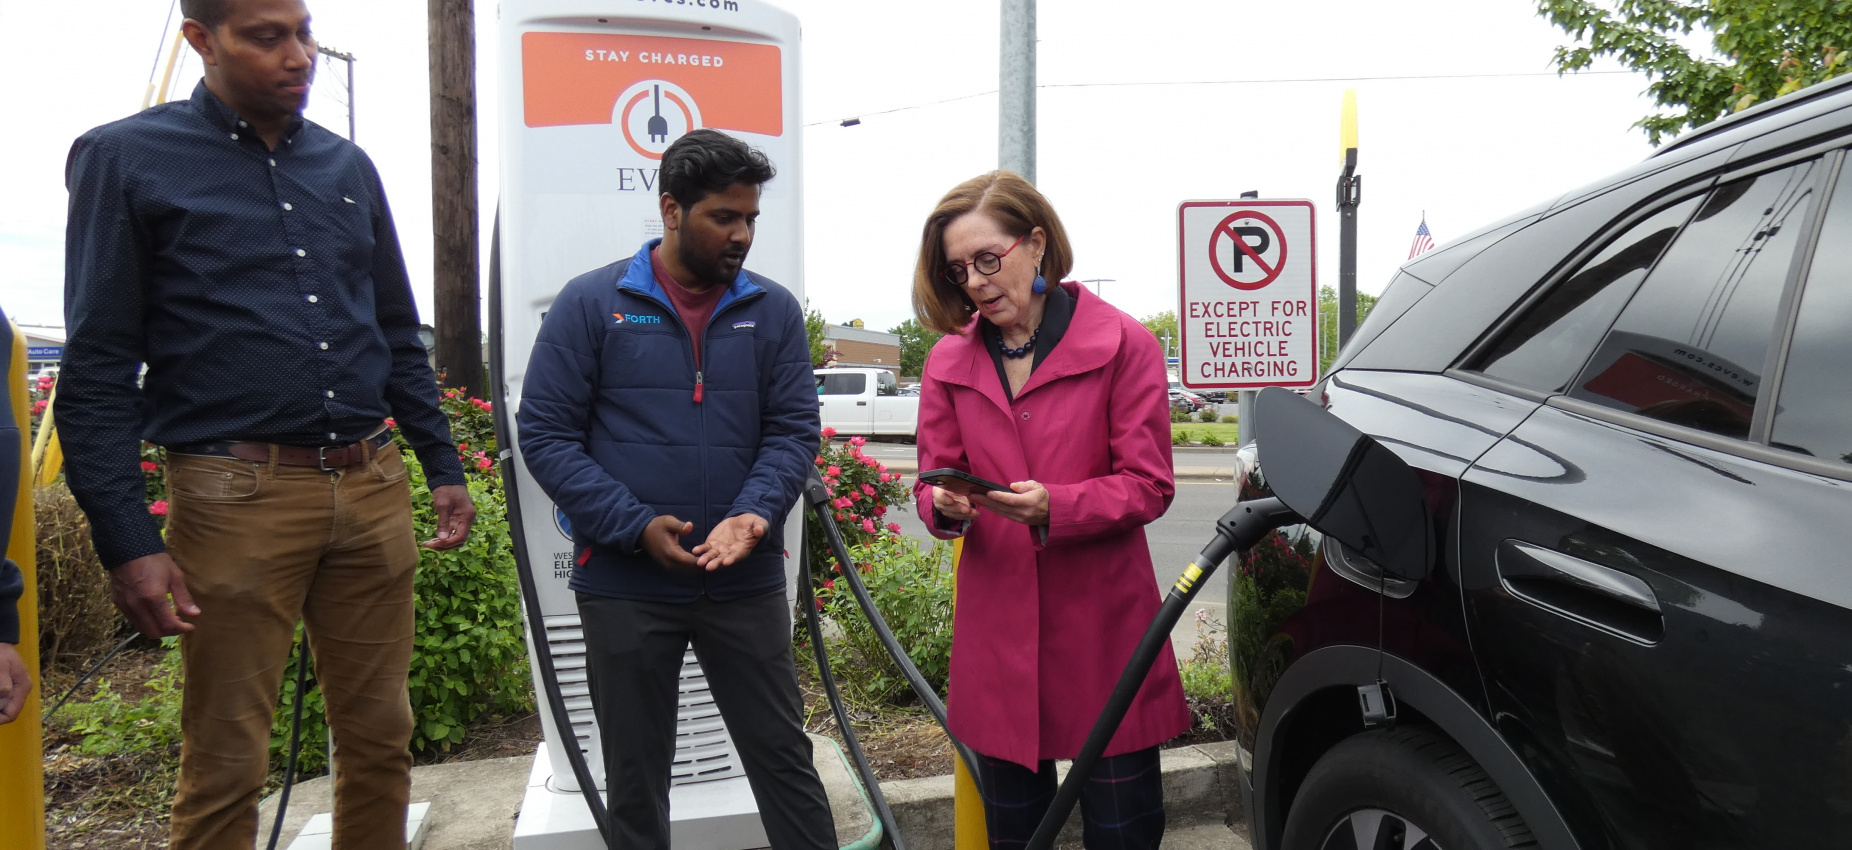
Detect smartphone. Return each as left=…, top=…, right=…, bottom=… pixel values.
left=918, top=468, right=1012, bottom=498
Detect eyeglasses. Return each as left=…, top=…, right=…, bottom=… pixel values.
left=942, top=232, right=1029, bottom=286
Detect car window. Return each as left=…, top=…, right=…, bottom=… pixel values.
left=1566, top=159, right=1823, bottom=440
left=1474, top=196, right=1702, bottom=392
left=818, top=372, right=865, bottom=395
left=877, top=371, right=899, bottom=396
left=1769, top=160, right=1852, bottom=464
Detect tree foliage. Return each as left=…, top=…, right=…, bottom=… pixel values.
left=886, top=318, right=944, bottom=377
left=1539, top=0, right=1852, bottom=144
left=804, top=301, right=834, bottom=368
left=1141, top=311, right=1179, bottom=357
left=1317, top=285, right=1378, bottom=375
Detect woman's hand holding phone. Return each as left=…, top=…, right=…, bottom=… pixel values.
left=932, top=485, right=981, bottom=521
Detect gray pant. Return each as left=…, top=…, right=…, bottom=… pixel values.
left=576, top=589, right=835, bottom=850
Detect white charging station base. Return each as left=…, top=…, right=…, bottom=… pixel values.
left=512, top=746, right=768, bottom=850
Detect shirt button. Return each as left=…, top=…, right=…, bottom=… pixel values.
left=306, top=294, right=319, bottom=303
left=1021, top=411, right=1030, bottom=420
left=282, top=202, right=293, bottom=211
left=326, top=390, right=335, bottom=398
left=295, top=248, right=307, bottom=257
left=238, top=120, right=248, bottom=127
left=229, top=132, right=239, bottom=140
left=328, top=432, right=338, bottom=441
left=269, top=158, right=277, bottom=166
left=318, top=342, right=330, bottom=350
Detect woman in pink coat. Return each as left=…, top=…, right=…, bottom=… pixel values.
left=911, top=171, right=1188, bottom=849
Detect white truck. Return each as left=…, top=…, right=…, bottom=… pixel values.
left=815, top=367, right=919, bottom=438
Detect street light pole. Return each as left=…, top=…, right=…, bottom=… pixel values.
left=1079, top=278, right=1115, bottom=300
left=1000, top=0, right=1036, bottom=183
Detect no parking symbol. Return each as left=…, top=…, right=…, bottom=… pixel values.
left=1208, top=210, right=1288, bottom=290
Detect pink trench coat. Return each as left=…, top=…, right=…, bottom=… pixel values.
left=913, top=282, right=1189, bottom=769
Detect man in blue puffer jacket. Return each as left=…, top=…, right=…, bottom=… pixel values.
left=517, top=129, right=831, bottom=850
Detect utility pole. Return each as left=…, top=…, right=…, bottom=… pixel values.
left=1336, top=90, right=1362, bottom=347
left=429, top=0, right=482, bottom=396
left=1079, top=278, right=1114, bottom=300
left=317, top=46, right=355, bottom=141
left=1000, top=0, right=1035, bottom=183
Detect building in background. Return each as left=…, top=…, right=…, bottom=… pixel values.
left=821, top=322, right=901, bottom=372
left=20, top=326, right=64, bottom=377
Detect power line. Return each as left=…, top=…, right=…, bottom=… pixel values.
left=805, top=69, right=1632, bottom=128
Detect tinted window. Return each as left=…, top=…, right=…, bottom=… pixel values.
left=1567, top=159, right=1822, bottom=439
left=1476, top=196, right=1702, bottom=391
left=1770, top=162, right=1852, bottom=463
left=818, top=372, right=865, bottom=395
left=877, top=371, right=899, bottom=396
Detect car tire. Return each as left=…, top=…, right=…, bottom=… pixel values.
left=1282, top=727, right=1536, bottom=850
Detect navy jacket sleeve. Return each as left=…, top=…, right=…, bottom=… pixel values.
left=728, top=290, right=820, bottom=524
left=59, top=132, right=168, bottom=569
left=0, top=314, right=21, bottom=644
left=361, top=155, right=465, bottom=488
left=517, top=279, right=658, bottom=552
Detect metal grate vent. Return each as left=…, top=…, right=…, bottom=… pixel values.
left=544, top=614, right=744, bottom=786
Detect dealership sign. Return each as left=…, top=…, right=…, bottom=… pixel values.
left=1177, top=200, right=1318, bottom=390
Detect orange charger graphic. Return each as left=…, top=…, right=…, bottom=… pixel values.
left=523, top=31, right=783, bottom=159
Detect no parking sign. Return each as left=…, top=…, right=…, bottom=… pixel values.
left=1177, top=200, right=1318, bottom=389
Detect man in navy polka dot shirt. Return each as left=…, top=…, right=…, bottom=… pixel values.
left=59, top=1, right=473, bottom=847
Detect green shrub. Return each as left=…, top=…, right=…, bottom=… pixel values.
left=806, top=430, right=909, bottom=585
left=1178, top=610, right=1232, bottom=702
left=1172, top=429, right=1191, bottom=446
left=1201, top=432, right=1225, bottom=447
left=1220, top=414, right=1238, bottom=424
left=815, top=535, right=955, bottom=704
left=1198, top=407, right=1220, bottom=423
left=62, top=638, right=184, bottom=757
left=1169, top=406, right=1190, bottom=423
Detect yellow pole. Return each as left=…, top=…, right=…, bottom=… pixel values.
left=1339, top=88, right=1359, bottom=163
left=154, top=31, right=185, bottom=107
left=0, top=322, right=46, bottom=850
left=949, top=537, right=989, bottom=848
left=30, top=384, right=61, bottom=487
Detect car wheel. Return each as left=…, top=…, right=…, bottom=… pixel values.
left=1282, top=727, right=1536, bottom=850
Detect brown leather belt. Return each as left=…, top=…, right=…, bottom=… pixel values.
left=169, top=430, right=394, bottom=472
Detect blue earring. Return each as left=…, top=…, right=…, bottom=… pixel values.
left=1032, top=264, right=1047, bottom=294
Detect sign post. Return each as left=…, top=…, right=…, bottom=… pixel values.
left=1177, top=199, right=1319, bottom=444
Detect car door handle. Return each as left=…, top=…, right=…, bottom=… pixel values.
left=1497, top=539, right=1663, bottom=643
left=857, top=401, right=868, bottom=406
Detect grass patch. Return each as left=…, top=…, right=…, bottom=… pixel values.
left=1172, top=422, right=1239, bottom=444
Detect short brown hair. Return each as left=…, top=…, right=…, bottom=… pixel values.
left=912, top=171, right=1074, bottom=336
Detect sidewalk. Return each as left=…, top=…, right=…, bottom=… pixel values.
left=255, top=737, right=1251, bottom=850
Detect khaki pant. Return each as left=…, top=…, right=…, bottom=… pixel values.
left=164, top=447, right=420, bottom=850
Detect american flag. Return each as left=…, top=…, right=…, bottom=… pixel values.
left=1408, top=217, right=1436, bottom=259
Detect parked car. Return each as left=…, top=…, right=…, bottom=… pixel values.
left=816, top=367, right=918, bottom=438
left=1231, top=75, right=1852, bottom=850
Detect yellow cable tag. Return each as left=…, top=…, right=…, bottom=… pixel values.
left=1173, top=563, right=1204, bottom=594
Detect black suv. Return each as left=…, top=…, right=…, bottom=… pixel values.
left=1231, top=75, right=1852, bottom=850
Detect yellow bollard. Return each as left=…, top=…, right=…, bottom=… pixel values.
left=0, top=321, right=47, bottom=849
left=949, top=537, right=988, bottom=848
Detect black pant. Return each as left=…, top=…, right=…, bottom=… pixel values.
left=972, top=746, right=1166, bottom=850
left=576, top=590, right=835, bottom=850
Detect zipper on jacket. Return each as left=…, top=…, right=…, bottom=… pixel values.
left=693, top=371, right=704, bottom=403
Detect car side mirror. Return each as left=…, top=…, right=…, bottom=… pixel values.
left=1253, top=387, right=1432, bottom=581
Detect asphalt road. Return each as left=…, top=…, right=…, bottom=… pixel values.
left=881, top=470, right=1243, bottom=659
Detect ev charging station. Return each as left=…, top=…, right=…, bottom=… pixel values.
left=491, top=3, right=803, bottom=847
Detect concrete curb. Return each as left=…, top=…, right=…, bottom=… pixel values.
left=880, top=741, right=1244, bottom=848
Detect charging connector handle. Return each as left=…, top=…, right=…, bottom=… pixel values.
left=1023, top=497, right=1297, bottom=850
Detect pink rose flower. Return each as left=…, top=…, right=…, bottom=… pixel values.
left=826, top=465, right=842, bottom=477
left=477, top=457, right=494, bottom=471
left=141, top=461, right=159, bottom=473
left=821, top=426, right=837, bottom=437
left=148, top=500, right=169, bottom=516
left=886, top=523, right=902, bottom=533
left=823, top=579, right=836, bottom=590
left=850, top=436, right=866, bottom=447
left=861, top=483, right=877, bottom=497
left=861, top=519, right=876, bottom=533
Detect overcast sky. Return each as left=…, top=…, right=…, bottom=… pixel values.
left=0, top=0, right=1662, bottom=335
